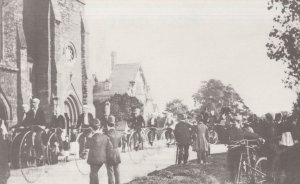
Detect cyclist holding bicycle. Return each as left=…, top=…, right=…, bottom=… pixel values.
left=227, top=118, right=263, bottom=182
left=128, top=108, right=145, bottom=150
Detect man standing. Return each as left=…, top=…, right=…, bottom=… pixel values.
left=227, top=119, right=261, bottom=182
left=100, top=101, right=114, bottom=135
left=106, top=117, right=122, bottom=184
left=174, top=113, right=192, bottom=164
left=86, top=119, right=113, bottom=184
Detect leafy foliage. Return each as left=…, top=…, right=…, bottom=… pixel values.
left=267, top=0, right=300, bottom=88
left=192, top=79, right=250, bottom=117
left=97, top=94, right=143, bottom=122
left=165, top=99, right=189, bottom=117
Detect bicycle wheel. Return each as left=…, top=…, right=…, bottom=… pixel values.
left=46, top=132, right=60, bottom=165
left=128, top=132, right=146, bottom=164
left=209, top=130, right=218, bottom=144
left=145, top=130, right=161, bottom=156
left=74, top=132, right=89, bottom=175
left=19, top=131, right=45, bottom=183
left=254, top=157, right=268, bottom=184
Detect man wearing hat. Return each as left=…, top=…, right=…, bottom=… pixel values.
left=174, top=113, right=193, bottom=164
left=86, top=119, right=113, bottom=184
left=100, top=101, right=115, bottom=135
left=26, top=98, right=47, bottom=160
left=106, top=117, right=122, bottom=184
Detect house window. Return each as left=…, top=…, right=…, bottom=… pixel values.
left=104, top=80, right=111, bottom=91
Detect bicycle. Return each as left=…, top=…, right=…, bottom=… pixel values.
left=128, top=128, right=144, bottom=152
left=74, top=127, right=92, bottom=175
left=228, top=139, right=268, bottom=184
left=160, top=128, right=175, bottom=147
left=18, top=125, right=48, bottom=183
left=144, top=127, right=158, bottom=146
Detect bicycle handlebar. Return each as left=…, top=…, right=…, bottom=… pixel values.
left=228, top=139, right=261, bottom=150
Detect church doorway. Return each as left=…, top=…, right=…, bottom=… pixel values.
left=64, top=94, right=81, bottom=129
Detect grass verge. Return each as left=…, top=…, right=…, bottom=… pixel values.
left=126, top=153, right=231, bottom=184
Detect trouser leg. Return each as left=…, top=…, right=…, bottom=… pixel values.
left=114, top=164, right=120, bottom=184
left=197, top=151, right=201, bottom=164
left=201, top=150, right=206, bottom=164
left=178, top=145, right=184, bottom=164
left=0, top=165, right=9, bottom=184
left=183, top=144, right=189, bottom=164
left=106, top=164, right=114, bottom=184
left=90, top=164, right=102, bottom=184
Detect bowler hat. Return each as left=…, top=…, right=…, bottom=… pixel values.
left=91, top=119, right=101, bottom=130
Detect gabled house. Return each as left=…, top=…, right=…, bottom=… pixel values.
left=93, top=52, right=156, bottom=119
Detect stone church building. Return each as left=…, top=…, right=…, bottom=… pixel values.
left=0, top=0, right=93, bottom=127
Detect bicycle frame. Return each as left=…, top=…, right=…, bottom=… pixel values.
left=233, top=139, right=267, bottom=184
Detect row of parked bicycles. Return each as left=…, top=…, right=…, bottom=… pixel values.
left=7, top=125, right=177, bottom=183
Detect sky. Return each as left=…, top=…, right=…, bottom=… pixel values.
left=85, top=0, right=297, bottom=115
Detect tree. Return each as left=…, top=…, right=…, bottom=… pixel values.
left=165, top=99, right=189, bottom=117
left=97, top=94, right=144, bottom=122
left=267, top=0, right=300, bottom=89
left=192, top=79, right=250, bottom=117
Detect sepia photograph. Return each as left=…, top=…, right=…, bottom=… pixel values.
left=0, top=0, right=300, bottom=184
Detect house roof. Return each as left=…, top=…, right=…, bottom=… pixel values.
left=93, top=63, right=146, bottom=100
left=109, top=63, right=144, bottom=94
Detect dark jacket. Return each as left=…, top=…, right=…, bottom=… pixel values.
left=106, top=129, right=122, bottom=165
left=174, top=121, right=192, bottom=145
left=51, top=115, right=66, bottom=129
left=228, top=126, right=260, bottom=143
left=0, top=137, right=10, bottom=165
left=86, top=133, right=113, bottom=165
left=100, top=115, right=114, bottom=134
left=25, top=108, right=46, bottom=126
left=76, top=113, right=93, bottom=129
left=128, top=115, right=145, bottom=130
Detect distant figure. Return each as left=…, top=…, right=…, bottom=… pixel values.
left=128, top=108, right=145, bottom=150
left=0, top=121, right=10, bottom=184
left=106, top=118, right=122, bottom=184
left=76, top=105, right=94, bottom=129
left=51, top=107, right=66, bottom=129
left=86, top=119, right=113, bottom=184
left=164, top=112, right=176, bottom=145
left=100, top=101, right=114, bottom=135
left=147, top=114, right=158, bottom=146
left=192, top=114, right=209, bottom=165
left=174, top=113, right=192, bottom=164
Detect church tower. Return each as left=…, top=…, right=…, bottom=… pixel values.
left=22, top=0, right=92, bottom=125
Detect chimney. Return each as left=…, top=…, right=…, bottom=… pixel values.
left=111, top=51, right=116, bottom=71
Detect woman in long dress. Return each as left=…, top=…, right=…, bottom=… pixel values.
left=193, top=114, right=209, bottom=164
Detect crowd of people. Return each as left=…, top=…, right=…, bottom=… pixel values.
left=170, top=107, right=300, bottom=184
left=1, top=96, right=300, bottom=184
